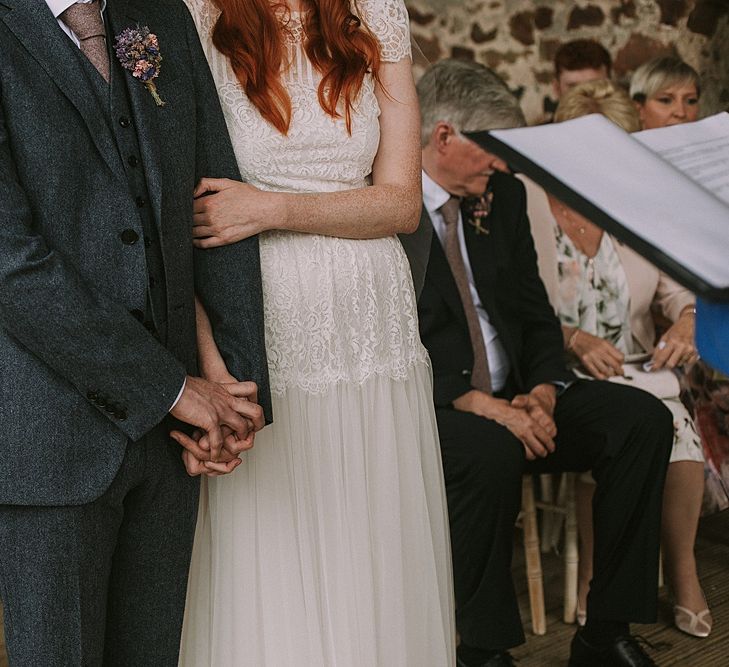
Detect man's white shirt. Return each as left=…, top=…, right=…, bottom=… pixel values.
left=422, top=170, right=511, bottom=393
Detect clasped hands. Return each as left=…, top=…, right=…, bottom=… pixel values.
left=170, top=374, right=265, bottom=478
left=453, top=383, right=557, bottom=461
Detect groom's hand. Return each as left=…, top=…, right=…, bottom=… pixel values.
left=170, top=376, right=264, bottom=461
left=171, top=428, right=243, bottom=477
left=182, top=448, right=241, bottom=477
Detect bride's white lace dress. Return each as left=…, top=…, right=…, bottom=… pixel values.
left=180, top=1, right=455, bottom=664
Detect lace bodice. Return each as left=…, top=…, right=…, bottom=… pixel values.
left=185, top=0, right=426, bottom=395
left=186, top=0, right=411, bottom=194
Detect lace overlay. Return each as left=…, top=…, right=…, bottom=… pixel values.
left=185, top=0, right=424, bottom=395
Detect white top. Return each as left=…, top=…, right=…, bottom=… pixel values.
left=46, top=0, right=106, bottom=46
left=422, top=170, right=511, bottom=392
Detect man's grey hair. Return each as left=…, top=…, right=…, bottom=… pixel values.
left=417, top=59, right=526, bottom=147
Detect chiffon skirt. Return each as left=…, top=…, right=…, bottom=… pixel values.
left=179, top=362, right=455, bottom=666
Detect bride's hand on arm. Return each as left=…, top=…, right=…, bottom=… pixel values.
left=192, top=57, right=421, bottom=248
left=193, top=180, right=278, bottom=248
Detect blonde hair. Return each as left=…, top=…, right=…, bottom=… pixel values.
left=629, top=56, right=700, bottom=104
left=555, top=78, right=641, bottom=133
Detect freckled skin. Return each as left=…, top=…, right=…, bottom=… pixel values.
left=193, top=57, right=423, bottom=245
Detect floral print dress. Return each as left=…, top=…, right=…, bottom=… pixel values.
left=554, top=225, right=703, bottom=464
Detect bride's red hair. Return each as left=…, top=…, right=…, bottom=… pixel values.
left=211, top=0, right=382, bottom=134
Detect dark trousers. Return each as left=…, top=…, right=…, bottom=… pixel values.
left=436, top=380, right=673, bottom=651
left=0, top=427, right=199, bottom=666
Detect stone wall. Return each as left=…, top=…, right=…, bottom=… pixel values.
left=406, top=0, right=729, bottom=124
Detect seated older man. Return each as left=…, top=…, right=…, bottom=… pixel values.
left=401, top=59, right=674, bottom=667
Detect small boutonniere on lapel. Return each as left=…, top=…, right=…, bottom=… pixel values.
left=463, top=189, right=494, bottom=235
left=114, top=27, right=165, bottom=107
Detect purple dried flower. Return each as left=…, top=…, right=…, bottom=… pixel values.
left=114, top=26, right=165, bottom=107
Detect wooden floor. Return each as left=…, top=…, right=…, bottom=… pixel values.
left=1, top=510, right=728, bottom=666
left=512, top=509, right=729, bottom=666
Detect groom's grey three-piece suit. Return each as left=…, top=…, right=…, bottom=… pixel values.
left=0, top=0, right=270, bottom=663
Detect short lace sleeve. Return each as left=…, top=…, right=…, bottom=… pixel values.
left=182, top=0, right=204, bottom=24
left=359, top=0, right=412, bottom=63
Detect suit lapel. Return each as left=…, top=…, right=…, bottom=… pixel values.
left=399, top=207, right=433, bottom=299
left=105, top=0, right=165, bottom=232
left=1, top=0, right=122, bottom=176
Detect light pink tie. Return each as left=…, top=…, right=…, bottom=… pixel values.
left=440, top=196, right=492, bottom=394
left=60, top=1, right=110, bottom=83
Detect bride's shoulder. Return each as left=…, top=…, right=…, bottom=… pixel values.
left=181, top=0, right=216, bottom=21
left=181, top=0, right=219, bottom=32
left=356, top=0, right=411, bottom=63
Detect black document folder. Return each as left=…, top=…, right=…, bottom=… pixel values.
left=465, top=112, right=729, bottom=302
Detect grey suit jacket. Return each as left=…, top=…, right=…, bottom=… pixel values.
left=0, top=0, right=270, bottom=505
left=398, top=207, right=434, bottom=300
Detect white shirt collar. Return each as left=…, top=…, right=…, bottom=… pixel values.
left=422, top=170, right=454, bottom=219
left=46, top=0, right=107, bottom=19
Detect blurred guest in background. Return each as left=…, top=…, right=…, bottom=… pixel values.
left=553, top=39, right=613, bottom=99
left=632, top=56, right=729, bottom=518
left=412, top=59, right=673, bottom=667
left=630, top=56, right=700, bottom=129
left=524, top=79, right=711, bottom=639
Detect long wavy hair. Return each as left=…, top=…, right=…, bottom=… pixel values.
left=211, top=0, right=382, bottom=134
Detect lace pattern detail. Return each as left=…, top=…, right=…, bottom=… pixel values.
left=359, top=0, right=412, bottom=62
left=185, top=0, right=425, bottom=395
left=260, top=232, right=427, bottom=395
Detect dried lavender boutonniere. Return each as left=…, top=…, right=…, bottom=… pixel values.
left=463, top=189, right=494, bottom=235
left=114, top=27, right=165, bottom=107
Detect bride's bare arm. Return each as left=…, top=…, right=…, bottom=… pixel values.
left=192, top=58, right=421, bottom=247
left=195, top=296, right=235, bottom=383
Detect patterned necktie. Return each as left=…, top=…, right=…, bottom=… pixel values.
left=60, top=1, right=110, bottom=83
left=439, top=196, right=493, bottom=394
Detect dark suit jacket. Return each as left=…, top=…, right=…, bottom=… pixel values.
left=0, top=0, right=270, bottom=505
left=417, top=172, right=574, bottom=407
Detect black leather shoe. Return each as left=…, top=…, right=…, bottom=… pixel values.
left=568, top=629, right=657, bottom=666
left=457, top=651, right=516, bottom=667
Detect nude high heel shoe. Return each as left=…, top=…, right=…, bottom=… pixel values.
left=674, top=605, right=712, bottom=638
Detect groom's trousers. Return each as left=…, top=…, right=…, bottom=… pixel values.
left=435, top=380, right=673, bottom=651
left=0, top=423, right=199, bottom=667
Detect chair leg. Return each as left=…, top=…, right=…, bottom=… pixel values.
left=546, top=474, right=567, bottom=551
left=658, top=547, right=665, bottom=589
left=563, top=473, right=578, bottom=624
left=522, top=475, right=547, bottom=635
left=539, top=474, right=555, bottom=553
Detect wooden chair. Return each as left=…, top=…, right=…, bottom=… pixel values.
left=518, top=473, right=578, bottom=635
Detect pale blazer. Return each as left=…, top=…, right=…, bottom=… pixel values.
left=521, top=176, right=695, bottom=354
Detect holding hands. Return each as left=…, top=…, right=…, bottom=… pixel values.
left=170, top=375, right=264, bottom=477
